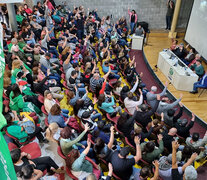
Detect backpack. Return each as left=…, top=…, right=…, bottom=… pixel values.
left=18, top=115, right=35, bottom=134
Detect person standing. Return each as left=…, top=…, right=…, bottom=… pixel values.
left=166, top=0, right=175, bottom=30
left=128, top=8, right=137, bottom=34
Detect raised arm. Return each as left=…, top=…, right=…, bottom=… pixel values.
left=172, top=141, right=179, bottom=169
left=107, top=126, right=114, bottom=149
left=151, top=160, right=159, bottom=180
left=134, top=136, right=142, bottom=162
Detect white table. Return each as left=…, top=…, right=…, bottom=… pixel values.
left=131, top=35, right=144, bottom=50
left=157, top=51, right=199, bottom=91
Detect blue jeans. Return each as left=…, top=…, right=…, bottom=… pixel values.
left=27, top=38, right=36, bottom=45
left=77, top=83, right=86, bottom=93
left=91, top=112, right=102, bottom=121
left=77, top=29, right=84, bottom=40
left=130, top=22, right=135, bottom=34
left=61, top=109, right=69, bottom=118
left=48, top=46, right=59, bottom=58
left=193, top=82, right=205, bottom=91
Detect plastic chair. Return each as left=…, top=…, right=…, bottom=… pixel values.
left=125, top=137, right=135, bottom=149
left=38, top=94, right=44, bottom=104
left=88, top=134, right=95, bottom=145
left=45, top=117, right=49, bottom=127
left=57, top=146, right=67, bottom=160
left=41, top=105, right=48, bottom=116
left=124, top=107, right=132, bottom=116
left=106, top=113, right=120, bottom=124
left=62, top=81, right=68, bottom=89
left=21, top=142, right=41, bottom=159
left=114, top=124, right=124, bottom=136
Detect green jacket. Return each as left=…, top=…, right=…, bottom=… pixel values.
left=141, top=140, right=164, bottom=163
left=9, top=92, right=24, bottom=113
left=191, top=64, right=204, bottom=76
left=16, top=14, right=25, bottom=24
left=7, top=121, right=28, bottom=142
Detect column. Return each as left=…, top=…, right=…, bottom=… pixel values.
left=168, top=0, right=182, bottom=38
left=7, top=3, right=17, bottom=32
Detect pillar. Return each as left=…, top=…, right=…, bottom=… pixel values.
left=7, top=3, right=18, bottom=32
left=168, top=0, right=182, bottom=38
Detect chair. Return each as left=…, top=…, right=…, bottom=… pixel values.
left=125, top=137, right=135, bottom=149
left=108, top=78, right=118, bottom=88
left=62, top=81, right=68, bottom=89
left=57, top=146, right=67, bottom=160
left=37, top=94, right=44, bottom=104
left=106, top=113, right=120, bottom=124
left=21, top=142, right=41, bottom=159
left=88, top=134, right=95, bottom=145
left=45, top=117, right=49, bottom=127
left=61, top=73, right=66, bottom=80
left=198, top=87, right=207, bottom=97
left=124, top=107, right=132, bottom=116
left=41, top=105, right=48, bottom=116
left=66, top=167, right=78, bottom=180
left=114, top=124, right=124, bottom=136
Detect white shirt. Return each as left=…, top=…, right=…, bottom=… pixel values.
left=124, top=95, right=143, bottom=114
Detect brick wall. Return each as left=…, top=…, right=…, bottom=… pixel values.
left=54, top=0, right=193, bottom=29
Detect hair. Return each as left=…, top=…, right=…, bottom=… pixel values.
left=45, top=122, right=59, bottom=141
left=44, top=90, right=51, bottom=98
left=66, top=149, right=80, bottom=169
left=4, top=69, right=11, bottom=78
left=127, top=92, right=134, bottom=99
left=66, top=90, right=75, bottom=104
left=50, top=104, right=61, bottom=115
left=32, top=66, right=38, bottom=75
left=12, top=60, right=21, bottom=70
left=86, top=174, right=97, bottom=180
left=152, top=119, right=159, bottom=126
left=139, top=167, right=150, bottom=179
left=17, top=164, right=34, bottom=179
left=191, top=48, right=196, bottom=54
left=4, top=113, right=13, bottom=125
left=167, top=109, right=175, bottom=117
left=192, top=132, right=200, bottom=142
left=60, top=126, right=72, bottom=139
left=3, top=77, right=11, bottom=88
left=32, top=75, right=38, bottom=81
left=73, top=99, right=84, bottom=115
left=94, top=137, right=105, bottom=155
left=134, top=124, right=142, bottom=135
left=182, top=146, right=193, bottom=162
left=10, top=148, right=21, bottom=163
left=117, top=112, right=129, bottom=126
left=11, top=84, right=21, bottom=98
left=98, top=94, right=105, bottom=107
left=143, top=141, right=155, bottom=154
left=71, top=70, right=77, bottom=77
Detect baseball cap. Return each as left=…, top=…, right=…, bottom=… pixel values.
left=184, top=165, right=197, bottom=180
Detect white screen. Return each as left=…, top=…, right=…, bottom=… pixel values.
left=185, top=0, right=207, bottom=60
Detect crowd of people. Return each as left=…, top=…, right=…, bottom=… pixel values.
left=1, top=1, right=207, bottom=180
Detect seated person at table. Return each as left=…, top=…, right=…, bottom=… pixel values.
left=172, top=43, right=185, bottom=59
left=182, top=46, right=195, bottom=65
left=135, top=24, right=145, bottom=36
left=190, top=72, right=207, bottom=94
left=190, top=59, right=204, bottom=78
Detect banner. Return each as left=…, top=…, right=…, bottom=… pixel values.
left=0, top=24, right=17, bottom=179
left=0, top=0, right=23, bottom=3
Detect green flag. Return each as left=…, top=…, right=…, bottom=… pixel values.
left=0, top=24, right=17, bottom=179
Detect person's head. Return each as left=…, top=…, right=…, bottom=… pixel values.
left=195, top=54, right=201, bottom=60
left=167, top=109, right=175, bottom=117
left=12, top=60, right=21, bottom=71
left=32, top=75, right=38, bottom=82
left=4, top=113, right=14, bottom=125
left=192, top=132, right=199, bottom=142
left=139, top=104, right=148, bottom=112
left=182, top=146, right=193, bottom=161
left=45, top=122, right=59, bottom=141
left=138, top=24, right=142, bottom=29
left=98, top=94, right=105, bottom=107
left=119, top=147, right=130, bottom=158
left=75, top=99, right=84, bottom=110
left=144, top=141, right=155, bottom=153
left=60, top=126, right=72, bottom=139
left=45, top=52, right=51, bottom=60
left=134, top=124, right=142, bottom=135
left=37, top=1, right=41, bottom=7
left=117, top=112, right=129, bottom=126
left=93, top=72, right=100, bottom=80
left=161, top=96, right=170, bottom=103
left=44, top=90, right=53, bottom=100
left=168, top=128, right=177, bottom=136
left=177, top=118, right=188, bottom=127
left=196, top=59, right=202, bottom=66
left=190, top=48, right=196, bottom=54
left=24, top=4, right=28, bottom=9
left=151, top=86, right=157, bottom=93
left=139, top=167, right=151, bottom=180
left=152, top=119, right=159, bottom=126
left=94, top=137, right=105, bottom=154
left=184, top=165, right=197, bottom=180
left=122, top=85, right=130, bottom=93
left=71, top=70, right=78, bottom=78
left=32, top=16, right=37, bottom=22
left=11, top=38, right=18, bottom=45
left=66, top=149, right=80, bottom=169
left=66, top=90, right=75, bottom=103
left=10, top=148, right=21, bottom=163
left=50, top=104, right=61, bottom=116
left=3, top=77, right=11, bottom=89
left=127, top=92, right=134, bottom=99
left=131, top=10, right=136, bottom=14
left=11, top=84, right=21, bottom=98
left=11, top=44, right=20, bottom=53
left=17, top=164, right=34, bottom=179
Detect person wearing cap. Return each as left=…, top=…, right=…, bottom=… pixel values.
left=190, top=71, right=207, bottom=94
left=190, top=59, right=205, bottom=78
left=109, top=136, right=141, bottom=180
left=171, top=141, right=198, bottom=180
left=174, top=113, right=195, bottom=138
left=146, top=81, right=168, bottom=109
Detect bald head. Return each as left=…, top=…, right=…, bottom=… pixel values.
left=169, top=128, right=177, bottom=136
left=151, top=86, right=157, bottom=92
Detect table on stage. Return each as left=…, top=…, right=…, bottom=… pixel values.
left=157, top=50, right=199, bottom=91
left=131, top=35, right=144, bottom=50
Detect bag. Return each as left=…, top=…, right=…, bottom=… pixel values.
left=18, top=117, right=35, bottom=134
left=23, top=102, right=41, bottom=114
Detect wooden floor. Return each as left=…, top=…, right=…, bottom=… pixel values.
left=144, top=31, right=207, bottom=123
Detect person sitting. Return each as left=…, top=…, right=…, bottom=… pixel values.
left=173, top=43, right=185, bottom=59
left=124, top=89, right=143, bottom=114
left=48, top=104, right=70, bottom=128
left=60, top=124, right=90, bottom=156
left=170, top=39, right=178, bottom=51
left=10, top=148, right=63, bottom=174
left=69, top=70, right=86, bottom=93
left=146, top=82, right=168, bottom=109
left=109, top=136, right=141, bottom=180
left=98, top=92, right=122, bottom=117
left=188, top=53, right=201, bottom=67
left=162, top=128, right=177, bottom=153
left=182, top=46, right=195, bottom=65
left=140, top=134, right=164, bottom=163
left=174, top=113, right=195, bottom=138
left=135, top=24, right=145, bottom=36
left=164, top=102, right=183, bottom=127
left=186, top=131, right=207, bottom=149
left=190, top=71, right=207, bottom=94
left=190, top=59, right=205, bottom=78
left=93, top=126, right=115, bottom=161
left=65, top=140, right=98, bottom=179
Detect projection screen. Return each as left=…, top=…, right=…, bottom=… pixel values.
left=185, top=0, right=207, bottom=60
